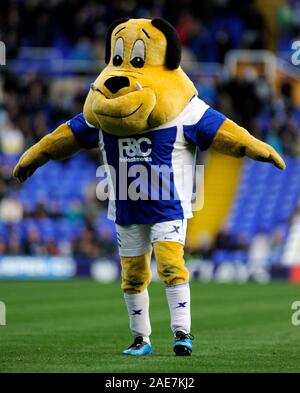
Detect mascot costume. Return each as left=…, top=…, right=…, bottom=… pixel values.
left=14, top=18, right=285, bottom=356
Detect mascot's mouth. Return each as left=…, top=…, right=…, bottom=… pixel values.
left=97, top=103, right=143, bottom=119
left=86, top=79, right=157, bottom=134
left=90, top=82, right=144, bottom=119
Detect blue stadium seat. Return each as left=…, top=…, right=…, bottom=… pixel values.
left=216, top=157, right=300, bottom=265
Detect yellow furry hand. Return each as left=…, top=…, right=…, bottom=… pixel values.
left=244, top=136, right=286, bottom=170
left=212, top=119, right=286, bottom=170
left=13, top=123, right=81, bottom=183
left=13, top=143, right=50, bottom=183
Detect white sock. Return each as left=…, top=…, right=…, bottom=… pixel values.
left=124, top=289, right=151, bottom=343
left=166, top=282, right=191, bottom=335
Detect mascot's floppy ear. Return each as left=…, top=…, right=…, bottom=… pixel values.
left=151, top=18, right=181, bottom=70
left=105, top=17, right=130, bottom=64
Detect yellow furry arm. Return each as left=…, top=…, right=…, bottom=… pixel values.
left=211, top=118, right=286, bottom=170
left=13, top=123, right=81, bottom=183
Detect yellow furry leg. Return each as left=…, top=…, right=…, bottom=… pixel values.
left=153, top=241, right=189, bottom=286
left=121, top=251, right=152, bottom=294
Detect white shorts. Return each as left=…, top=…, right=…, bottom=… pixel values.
left=116, top=219, right=187, bottom=257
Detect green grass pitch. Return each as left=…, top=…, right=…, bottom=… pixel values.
left=0, top=280, right=300, bottom=372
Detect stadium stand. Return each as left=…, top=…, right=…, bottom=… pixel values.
left=212, top=156, right=300, bottom=267
left=1, top=0, right=300, bottom=271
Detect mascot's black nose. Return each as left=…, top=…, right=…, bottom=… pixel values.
left=104, top=76, right=130, bottom=94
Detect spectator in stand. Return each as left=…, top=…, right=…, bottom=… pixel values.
left=0, top=194, right=23, bottom=223
left=215, top=224, right=236, bottom=250
left=248, top=231, right=271, bottom=268
left=23, top=226, right=44, bottom=256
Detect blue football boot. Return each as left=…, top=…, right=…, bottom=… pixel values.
left=173, top=331, right=194, bottom=356
left=122, top=336, right=152, bottom=356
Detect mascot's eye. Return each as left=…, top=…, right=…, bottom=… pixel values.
left=113, top=55, right=123, bottom=66
left=113, top=37, right=124, bottom=66
left=130, top=39, right=145, bottom=68
left=130, top=57, right=145, bottom=68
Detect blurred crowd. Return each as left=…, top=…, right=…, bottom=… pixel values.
left=1, top=0, right=300, bottom=62
left=215, top=71, right=300, bottom=156
left=0, top=71, right=110, bottom=257
left=1, top=0, right=300, bottom=258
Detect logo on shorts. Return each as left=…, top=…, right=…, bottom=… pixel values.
left=170, top=225, right=180, bottom=234
left=119, top=137, right=152, bottom=162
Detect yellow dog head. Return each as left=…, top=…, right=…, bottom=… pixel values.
left=83, top=18, right=197, bottom=136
